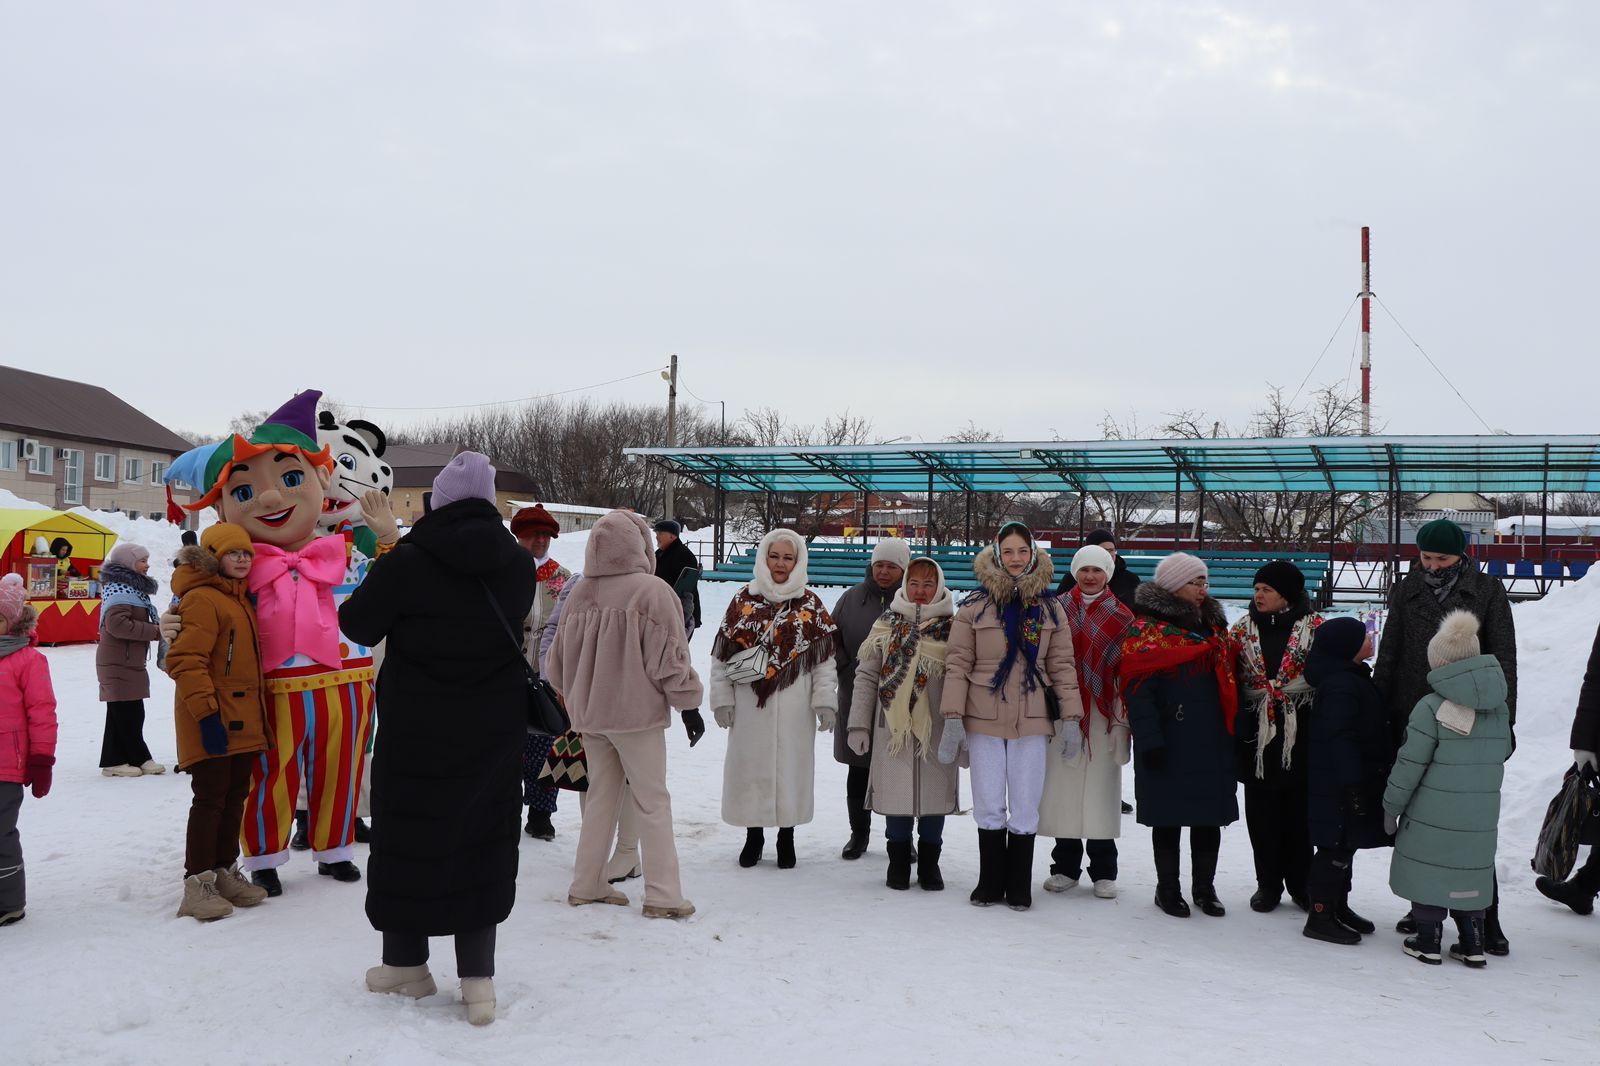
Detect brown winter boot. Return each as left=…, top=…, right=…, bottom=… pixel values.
left=213, top=864, right=269, bottom=907
left=177, top=871, right=235, bottom=922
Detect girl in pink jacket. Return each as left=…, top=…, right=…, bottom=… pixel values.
left=1, top=573, right=59, bottom=927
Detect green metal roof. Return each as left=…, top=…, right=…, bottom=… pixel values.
left=624, top=435, right=1600, bottom=496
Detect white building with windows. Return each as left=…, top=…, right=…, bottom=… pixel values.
left=0, top=364, right=195, bottom=519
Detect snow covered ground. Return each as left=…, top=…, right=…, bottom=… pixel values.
left=3, top=515, right=1599, bottom=1064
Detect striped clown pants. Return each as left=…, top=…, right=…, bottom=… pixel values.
left=240, top=679, right=375, bottom=870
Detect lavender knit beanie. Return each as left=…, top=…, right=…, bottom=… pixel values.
left=431, top=451, right=498, bottom=510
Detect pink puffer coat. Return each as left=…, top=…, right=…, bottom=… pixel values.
left=0, top=635, right=58, bottom=784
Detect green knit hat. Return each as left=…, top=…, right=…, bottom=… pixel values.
left=1416, top=519, right=1468, bottom=556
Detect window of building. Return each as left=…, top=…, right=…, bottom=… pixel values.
left=94, top=453, right=115, bottom=481
left=0, top=440, right=14, bottom=471
left=62, top=449, right=84, bottom=505
left=30, top=445, right=53, bottom=476
left=124, top=457, right=143, bottom=483
left=126, top=510, right=141, bottom=520
left=150, top=460, right=166, bottom=485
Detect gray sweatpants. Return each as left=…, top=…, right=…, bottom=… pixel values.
left=0, top=783, right=24, bottom=913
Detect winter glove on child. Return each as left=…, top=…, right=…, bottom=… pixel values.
left=1576, top=750, right=1599, bottom=774
left=847, top=730, right=870, bottom=757
left=937, top=719, right=966, bottom=765
left=24, top=754, right=53, bottom=799
left=713, top=707, right=734, bottom=729
left=361, top=489, right=400, bottom=545
left=1383, top=812, right=1400, bottom=836
left=816, top=709, right=836, bottom=734
left=1057, top=726, right=1082, bottom=761
left=199, top=713, right=229, bottom=756
left=681, top=708, right=705, bottom=747
left=159, top=608, right=184, bottom=645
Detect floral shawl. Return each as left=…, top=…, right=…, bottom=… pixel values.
left=713, top=586, right=840, bottom=707
left=1120, top=589, right=1240, bottom=735
left=1229, top=611, right=1321, bottom=777
left=866, top=608, right=954, bottom=758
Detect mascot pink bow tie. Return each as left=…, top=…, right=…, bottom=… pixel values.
left=248, top=537, right=347, bottom=670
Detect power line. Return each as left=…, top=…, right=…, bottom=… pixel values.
left=1289, top=296, right=1358, bottom=407
left=348, top=366, right=669, bottom=413
left=1373, top=295, right=1496, bottom=434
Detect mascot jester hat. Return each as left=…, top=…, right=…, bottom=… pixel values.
left=173, top=390, right=398, bottom=894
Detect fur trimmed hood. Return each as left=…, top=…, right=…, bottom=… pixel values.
left=1133, top=580, right=1229, bottom=634
left=584, top=510, right=654, bottom=578
left=972, top=538, right=1054, bottom=603
left=170, top=543, right=248, bottom=599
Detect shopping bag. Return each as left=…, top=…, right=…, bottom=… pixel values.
left=1531, top=763, right=1600, bottom=880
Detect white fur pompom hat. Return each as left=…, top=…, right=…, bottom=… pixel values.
left=1427, top=609, right=1482, bottom=669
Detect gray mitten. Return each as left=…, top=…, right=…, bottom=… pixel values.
left=1058, top=726, right=1083, bottom=761
left=1384, top=811, right=1399, bottom=836
left=937, top=719, right=966, bottom=765
left=816, top=708, right=836, bottom=734
left=713, top=707, right=734, bottom=729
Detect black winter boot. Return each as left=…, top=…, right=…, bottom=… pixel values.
left=1249, top=887, right=1280, bottom=913
left=1005, top=832, right=1036, bottom=911
left=318, top=860, right=361, bottom=883
left=1482, top=901, right=1509, bottom=957
left=739, top=828, right=764, bottom=868
left=776, top=827, right=796, bottom=869
left=1403, top=920, right=1443, bottom=964
left=970, top=829, right=1007, bottom=907
left=353, top=817, right=371, bottom=844
left=1536, top=873, right=1598, bottom=915
left=1191, top=838, right=1225, bottom=917
left=841, top=830, right=869, bottom=861
left=525, top=810, right=555, bottom=841
left=1449, top=914, right=1487, bottom=968
left=1337, top=902, right=1376, bottom=935
left=1153, top=843, right=1190, bottom=918
left=917, top=841, right=945, bottom=891
left=885, top=840, right=914, bottom=891
left=842, top=768, right=870, bottom=859
left=290, top=810, right=310, bottom=851
left=1395, top=911, right=1416, bottom=935
left=1303, top=900, right=1361, bottom=945
left=250, top=869, right=282, bottom=897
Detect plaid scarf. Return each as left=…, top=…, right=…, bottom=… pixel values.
left=713, top=587, right=840, bottom=707
left=869, top=610, right=954, bottom=758
left=1065, top=588, right=1134, bottom=738
left=1120, top=614, right=1240, bottom=735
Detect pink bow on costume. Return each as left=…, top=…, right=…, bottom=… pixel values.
left=248, top=537, right=347, bottom=670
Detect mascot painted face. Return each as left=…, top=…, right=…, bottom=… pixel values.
left=316, top=411, right=394, bottom=552
left=191, top=396, right=333, bottom=551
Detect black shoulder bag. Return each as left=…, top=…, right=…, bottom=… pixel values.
left=480, top=579, right=570, bottom=737
left=1030, top=662, right=1063, bottom=722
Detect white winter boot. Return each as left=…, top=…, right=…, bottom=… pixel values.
left=1093, top=879, right=1119, bottom=899
left=139, top=761, right=166, bottom=775
left=366, top=964, right=438, bottom=998
left=461, top=977, right=495, bottom=1026
left=1043, top=874, right=1079, bottom=893
left=102, top=764, right=142, bottom=778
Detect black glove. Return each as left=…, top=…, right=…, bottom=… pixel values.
left=1343, top=785, right=1366, bottom=817
left=1142, top=747, right=1165, bottom=771
left=199, top=713, right=229, bottom=756
left=681, top=708, right=705, bottom=747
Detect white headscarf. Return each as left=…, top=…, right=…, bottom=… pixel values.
left=750, top=528, right=809, bottom=603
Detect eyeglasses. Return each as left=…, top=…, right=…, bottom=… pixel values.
left=1186, top=578, right=1209, bottom=588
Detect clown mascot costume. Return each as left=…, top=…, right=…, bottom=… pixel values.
left=172, top=391, right=396, bottom=895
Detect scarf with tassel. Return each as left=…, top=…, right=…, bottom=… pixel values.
left=713, top=587, right=840, bottom=707
left=1120, top=613, right=1240, bottom=735
left=868, top=606, right=953, bottom=759
left=1229, top=611, right=1320, bottom=778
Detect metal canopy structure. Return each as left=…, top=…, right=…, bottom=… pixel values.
left=626, top=435, right=1600, bottom=497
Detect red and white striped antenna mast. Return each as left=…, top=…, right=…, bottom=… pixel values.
left=1360, top=226, right=1373, bottom=436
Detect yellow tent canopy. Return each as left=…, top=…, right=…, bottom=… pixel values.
left=0, top=508, right=119, bottom=571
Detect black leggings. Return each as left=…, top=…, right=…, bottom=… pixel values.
left=846, top=765, right=871, bottom=835
left=100, top=700, right=153, bottom=768
left=383, top=926, right=497, bottom=978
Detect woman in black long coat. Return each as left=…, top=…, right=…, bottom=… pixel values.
left=1301, top=617, right=1391, bottom=945
left=339, top=453, right=535, bottom=1026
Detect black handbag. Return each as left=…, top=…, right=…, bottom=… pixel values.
left=480, top=579, right=571, bottom=737
left=1030, top=662, right=1062, bottom=722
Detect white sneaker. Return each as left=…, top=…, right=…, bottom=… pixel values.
left=461, top=977, right=495, bottom=1026
left=366, top=963, right=437, bottom=999
left=1093, top=879, right=1119, bottom=899
left=1043, top=874, right=1079, bottom=893
left=139, top=761, right=166, bottom=775
left=102, top=764, right=142, bottom=778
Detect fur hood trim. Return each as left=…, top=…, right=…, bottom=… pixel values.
left=1134, top=581, right=1229, bottom=633
left=972, top=539, right=1054, bottom=602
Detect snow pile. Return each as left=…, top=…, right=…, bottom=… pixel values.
left=0, top=487, right=50, bottom=510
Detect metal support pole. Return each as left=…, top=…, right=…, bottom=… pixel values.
left=1173, top=469, right=1182, bottom=550
left=1197, top=486, right=1207, bottom=551
left=927, top=469, right=935, bottom=550
left=714, top=483, right=726, bottom=564
left=964, top=490, right=973, bottom=545
left=663, top=353, right=678, bottom=520
left=1541, top=447, right=1551, bottom=566
left=859, top=491, right=869, bottom=545
left=1360, top=227, right=1373, bottom=437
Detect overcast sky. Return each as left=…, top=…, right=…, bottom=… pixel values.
left=2, top=2, right=1595, bottom=446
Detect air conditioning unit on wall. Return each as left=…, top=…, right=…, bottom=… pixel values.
left=19, top=438, right=40, bottom=462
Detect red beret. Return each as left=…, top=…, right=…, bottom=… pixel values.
left=511, top=505, right=560, bottom=538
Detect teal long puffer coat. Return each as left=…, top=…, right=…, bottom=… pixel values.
left=1382, top=654, right=1511, bottom=910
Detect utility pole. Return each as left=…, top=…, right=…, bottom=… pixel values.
left=1360, top=227, right=1373, bottom=437
left=663, top=353, right=678, bottom=521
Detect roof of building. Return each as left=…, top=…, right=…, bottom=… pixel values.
left=0, top=364, right=193, bottom=454
left=386, top=442, right=538, bottom=494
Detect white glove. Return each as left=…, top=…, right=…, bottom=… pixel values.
left=1058, top=725, right=1082, bottom=761
left=1575, top=750, right=1598, bottom=773
left=937, top=719, right=966, bottom=765
left=159, top=609, right=184, bottom=644
left=361, top=489, right=399, bottom=544
left=847, top=730, right=870, bottom=757
left=713, top=707, right=734, bottom=729
left=816, top=708, right=836, bottom=734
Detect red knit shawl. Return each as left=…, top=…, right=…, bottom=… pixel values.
left=1119, top=614, right=1241, bottom=735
